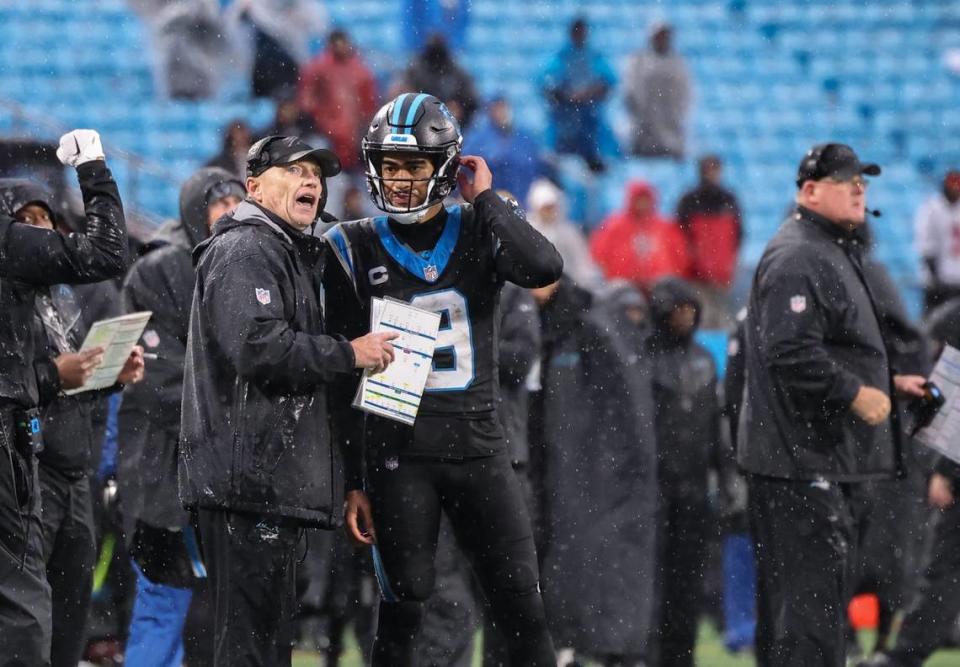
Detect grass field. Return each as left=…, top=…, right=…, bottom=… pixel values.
left=290, top=624, right=960, bottom=666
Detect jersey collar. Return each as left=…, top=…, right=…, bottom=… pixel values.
left=374, top=206, right=462, bottom=283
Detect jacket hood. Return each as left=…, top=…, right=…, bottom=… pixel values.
left=0, top=178, right=56, bottom=220
left=624, top=179, right=658, bottom=214
left=649, top=277, right=701, bottom=337
left=192, top=199, right=298, bottom=265
left=600, top=279, right=648, bottom=313
left=168, top=167, right=244, bottom=250
left=527, top=178, right=565, bottom=212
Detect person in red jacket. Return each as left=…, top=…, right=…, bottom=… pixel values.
left=590, top=179, right=691, bottom=293
left=675, top=154, right=743, bottom=327
left=298, top=29, right=378, bottom=172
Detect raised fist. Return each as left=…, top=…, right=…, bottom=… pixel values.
left=56, top=129, right=105, bottom=167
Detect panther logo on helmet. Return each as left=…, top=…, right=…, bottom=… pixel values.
left=362, top=93, right=463, bottom=224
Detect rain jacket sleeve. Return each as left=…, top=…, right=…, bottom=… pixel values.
left=202, top=249, right=354, bottom=394
left=322, top=254, right=366, bottom=491
left=474, top=190, right=563, bottom=287
left=755, top=253, right=863, bottom=419
left=33, top=356, right=62, bottom=406
left=0, top=161, right=127, bottom=285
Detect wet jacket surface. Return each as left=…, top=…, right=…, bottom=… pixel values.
left=646, top=278, right=721, bottom=500
left=738, top=207, right=899, bottom=481
left=535, top=279, right=657, bottom=655
left=179, top=200, right=355, bottom=527
left=33, top=281, right=121, bottom=475
left=0, top=162, right=127, bottom=408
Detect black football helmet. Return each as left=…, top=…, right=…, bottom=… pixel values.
left=362, top=93, right=462, bottom=223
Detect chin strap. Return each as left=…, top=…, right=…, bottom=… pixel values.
left=387, top=208, right=433, bottom=225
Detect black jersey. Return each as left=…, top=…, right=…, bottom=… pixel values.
left=329, top=204, right=499, bottom=416
left=325, top=190, right=562, bottom=463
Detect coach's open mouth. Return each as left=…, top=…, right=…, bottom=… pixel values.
left=294, top=191, right=317, bottom=213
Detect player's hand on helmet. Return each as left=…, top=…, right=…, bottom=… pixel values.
left=56, top=129, right=105, bottom=167
left=344, top=489, right=376, bottom=545
left=351, top=331, right=398, bottom=374
left=456, top=155, right=493, bottom=203
left=850, top=385, right=892, bottom=426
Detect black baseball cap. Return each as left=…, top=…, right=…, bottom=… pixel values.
left=246, top=135, right=341, bottom=178
left=796, top=143, right=881, bottom=188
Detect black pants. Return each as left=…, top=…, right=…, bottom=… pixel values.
left=0, top=409, right=51, bottom=667
left=748, top=475, right=869, bottom=667
left=38, top=465, right=95, bottom=667
left=197, top=509, right=300, bottom=667
left=887, top=500, right=960, bottom=666
left=368, top=453, right=554, bottom=666
left=651, top=493, right=710, bottom=667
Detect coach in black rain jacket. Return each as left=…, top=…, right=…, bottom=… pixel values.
left=178, top=197, right=356, bottom=526
left=738, top=143, right=930, bottom=667
left=738, top=207, right=900, bottom=481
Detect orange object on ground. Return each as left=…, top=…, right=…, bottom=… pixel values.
left=848, top=593, right=879, bottom=630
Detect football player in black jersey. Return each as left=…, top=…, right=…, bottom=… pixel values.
left=324, top=93, right=562, bottom=666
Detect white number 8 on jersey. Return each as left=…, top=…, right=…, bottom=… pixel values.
left=410, top=289, right=474, bottom=391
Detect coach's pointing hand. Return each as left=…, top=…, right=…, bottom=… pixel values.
left=850, top=385, right=892, bottom=426
left=345, top=490, right=376, bottom=545
left=351, top=332, right=398, bottom=374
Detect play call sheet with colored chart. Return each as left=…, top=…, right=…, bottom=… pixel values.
left=353, top=297, right=442, bottom=425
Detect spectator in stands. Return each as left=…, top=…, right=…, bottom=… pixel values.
left=541, top=17, right=616, bottom=172
left=392, top=34, right=480, bottom=129
left=298, top=29, right=379, bottom=174
left=402, top=0, right=470, bottom=53
left=590, top=180, right=691, bottom=293
left=624, top=22, right=691, bottom=159
left=226, top=0, right=328, bottom=99
left=914, top=169, right=960, bottom=312
left=205, top=119, right=253, bottom=179
left=676, top=155, right=742, bottom=328
left=129, top=0, right=231, bottom=100
left=526, top=178, right=604, bottom=290
left=260, top=92, right=317, bottom=144
left=465, top=96, right=544, bottom=203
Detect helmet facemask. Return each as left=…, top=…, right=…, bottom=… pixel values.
left=364, top=143, right=460, bottom=224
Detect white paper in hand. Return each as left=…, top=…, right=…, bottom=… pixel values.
left=353, top=298, right=441, bottom=425
left=64, top=311, right=152, bottom=395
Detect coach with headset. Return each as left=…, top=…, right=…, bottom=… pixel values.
left=737, top=143, right=927, bottom=667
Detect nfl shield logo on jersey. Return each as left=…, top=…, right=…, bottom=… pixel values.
left=423, top=265, right=439, bottom=282
left=790, top=295, right=807, bottom=313
left=255, top=288, right=271, bottom=305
